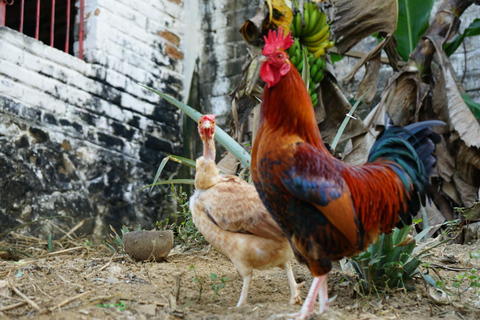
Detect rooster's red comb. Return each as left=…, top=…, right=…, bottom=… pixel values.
left=262, top=27, right=294, bottom=55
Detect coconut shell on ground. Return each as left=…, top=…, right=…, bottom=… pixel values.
left=122, top=230, right=174, bottom=261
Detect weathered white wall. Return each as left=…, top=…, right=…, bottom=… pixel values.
left=0, top=0, right=185, bottom=238
left=194, top=0, right=258, bottom=126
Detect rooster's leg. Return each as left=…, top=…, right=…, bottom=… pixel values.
left=272, top=275, right=323, bottom=319
left=236, top=274, right=252, bottom=307
left=318, top=274, right=329, bottom=314
left=282, top=261, right=304, bottom=305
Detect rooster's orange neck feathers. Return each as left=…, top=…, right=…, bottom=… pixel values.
left=260, top=65, right=327, bottom=152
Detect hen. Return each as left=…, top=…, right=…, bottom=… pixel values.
left=251, top=28, right=444, bottom=319
left=189, top=114, right=303, bottom=307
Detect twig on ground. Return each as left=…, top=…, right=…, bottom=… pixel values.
left=85, top=260, right=112, bottom=279
left=8, top=280, right=40, bottom=311
left=120, top=297, right=168, bottom=306
left=44, top=246, right=84, bottom=257
left=174, top=275, right=181, bottom=302
left=0, top=301, right=27, bottom=312
left=46, top=221, right=74, bottom=241
left=33, top=262, right=55, bottom=285
left=50, top=290, right=94, bottom=310
left=59, top=220, right=85, bottom=241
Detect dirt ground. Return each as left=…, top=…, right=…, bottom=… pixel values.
left=1, top=233, right=480, bottom=320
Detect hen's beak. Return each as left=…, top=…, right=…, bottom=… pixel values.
left=258, top=55, right=268, bottom=63
left=201, top=121, right=215, bottom=139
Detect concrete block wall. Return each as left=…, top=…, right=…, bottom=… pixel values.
left=196, top=0, right=257, bottom=125
left=0, top=0, right=185, bottom=239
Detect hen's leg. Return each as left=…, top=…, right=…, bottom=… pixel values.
left=282, top=261, right=304, bottom=305
left=236, top=274, right=252, bottom=307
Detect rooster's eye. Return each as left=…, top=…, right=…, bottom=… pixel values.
left=277, top=53, right=283, bottom=59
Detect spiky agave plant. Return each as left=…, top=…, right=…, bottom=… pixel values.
left=349, top=224, right=446, bottom=291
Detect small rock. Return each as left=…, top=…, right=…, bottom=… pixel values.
left=106, top=276, right=120, bottom=284
left=137, top=304, right=156, bottom=316
left=465, top=222, right=480, bottom=244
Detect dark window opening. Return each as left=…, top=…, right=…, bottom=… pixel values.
left=3, top=0, right=84, bottom=58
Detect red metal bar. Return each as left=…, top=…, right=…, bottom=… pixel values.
left=0, top=1, right=6, bottom=27
left=50, top=0, right=55, bottom=47
left=1, top=0, right=14, bottom=27
left=35, top=0, right=40, bottom=39
left=78, top=0, right=84, bottom=60
left=65, top=0, right=70, bottom=52
left=19, top=0, right=23, bottom=32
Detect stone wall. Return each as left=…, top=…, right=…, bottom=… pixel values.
left=0, top=0, right=185, bottom=240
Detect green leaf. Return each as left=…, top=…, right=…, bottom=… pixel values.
left=444, top=19, right=480, bottom=56
left=394, top=0, right=435, bottom=61
left=140, top=85, right=251, bottom=168
left=461, top=93, right=480, bottom=119
left=330, top=53, right=344, bottom=64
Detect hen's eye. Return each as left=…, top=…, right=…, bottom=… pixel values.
left=277, top=53, right=283, bottom=59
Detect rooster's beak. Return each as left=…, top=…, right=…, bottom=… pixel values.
left=258, top=55, right=268, bottom=63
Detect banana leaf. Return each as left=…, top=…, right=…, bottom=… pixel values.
left=394, top=0, right=435, bottom=61
left=444, top=18, right=480, bottom=56
left=141, top=85, right=252, bottom=168
left=461, top=93, right=480, bottom=120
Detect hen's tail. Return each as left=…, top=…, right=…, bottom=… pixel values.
left=368, top=119, right=444, bottom=226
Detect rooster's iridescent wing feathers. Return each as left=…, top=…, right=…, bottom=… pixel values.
left=281, top=142, right=360, bottom=248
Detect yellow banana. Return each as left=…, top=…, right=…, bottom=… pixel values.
left=303, top=23, right=329, bottom=45
left=309, top=40, right=330, bottom=52
left=308, top=11, right=326, bottom=36
left=316, top=29, right=331, bottom=46
left=314, top=48, right=325, bottom=59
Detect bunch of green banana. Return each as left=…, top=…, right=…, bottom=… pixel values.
left=287, top=38, right=304, bottom=72
left=287, top=38, right=326, bottom=107
left=290, top=1, right=334, bottom=60
left=307, top=56, right=325, bottom=107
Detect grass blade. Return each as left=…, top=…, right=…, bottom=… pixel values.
left=150, top=156, right=171, bottom=194
left=331, top=89, right=370, bottom=152
left=301, top=46, right=309, bottom=88
left=140, top=179, right=195, bottom=192
left=169, top=155, right=196, bottom=168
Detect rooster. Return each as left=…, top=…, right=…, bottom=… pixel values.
left=251, top=28, right=444, bottom=319
left=189, top=114, right=303, bottom=307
